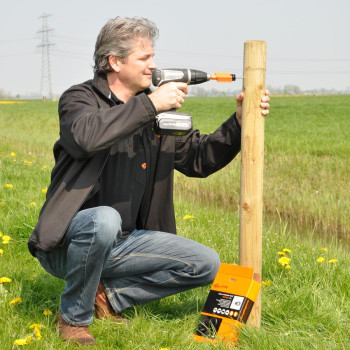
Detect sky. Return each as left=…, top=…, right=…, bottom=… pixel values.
left=1, top=0, right=350, bottom=96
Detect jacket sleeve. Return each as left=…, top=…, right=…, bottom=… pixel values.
left=174, top=113, right=241, bottom=178
left=58, top=85, right=157, bottom=160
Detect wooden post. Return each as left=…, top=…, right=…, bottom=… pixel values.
left=239, top=40, right=266, bottom=328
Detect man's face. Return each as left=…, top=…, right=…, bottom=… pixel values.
left=117, top=37, right=157, bottom=94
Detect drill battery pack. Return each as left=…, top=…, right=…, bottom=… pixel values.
left=154, top=111, right=192, bottom=136
left=193, top=263, right=261, bottom=346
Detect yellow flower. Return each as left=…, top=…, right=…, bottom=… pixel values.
left=283, top=248, right=291, bottom=253
left=278, top=257, right=291, bottom=267
left=10, top=152, right=16, bottom=157
left=13, top=337, right=31, bottom=346
left=10, top=297, right=22, bottom=305
left=262, top=280, right=271, bottom=286
left=30, top=324, right=43, bottom=340
left=160, top=348, right=170, bottom=350
left=4, top=184, right=13, bottom=189
left=278, top=251, right=286, bottom=256
left=29, top=323, right=42, bottom=330
left=317, top=257, right=325, bottom=263
left=328, top=259, right=338, bottom=263
left=0, top=277, right=12, bottom=283
left=183, top=215, right=195, bottom=220
left=0, top=232, right=2, bottom=238
left=2, top=235, right=11, bottom=245
left=43, top=165, right=47, bottom=169
left=43, top=309, right=53, bottom=316
left=29, top=202, right=36, bottom=207
left=285, top=264, right=292, bottom=269
left=0, top=249, right=4, bottom=255
left=34, top=327, right=42, bottom=340
left=320, top=247, right=327, bottom=252
left=42, top=188, right=47, bottom=194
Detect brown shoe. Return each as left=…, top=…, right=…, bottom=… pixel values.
left=94, top=282, right=129, bottom=325
left=56, top=312, right=96, bottom=345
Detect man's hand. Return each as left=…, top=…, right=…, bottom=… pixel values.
left=149, top=82, right=188, bottom=112
left=235, top=89, right=270, bottom=125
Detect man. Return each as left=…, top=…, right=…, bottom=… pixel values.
left=28, top=17, right=270, bottom=345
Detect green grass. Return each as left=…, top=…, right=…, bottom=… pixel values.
left=0, top=96, right=350, bottom=349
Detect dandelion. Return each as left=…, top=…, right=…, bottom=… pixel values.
left=10, top=152, right=16, bottom=157
left=183, top=215, right=195, bottom=220
left=317, top=257, right=325, bottom=263
left=34, top=327, right=42, bottom=340
left=30, top=324, right=43, bottom=340
left=2, top=235, right=11, bottom=244
left=29, top=323, right=42, bottom=330
left=278, top=256, right=291, bottom=267
left=0, top=277, right=12, bottom=283
left=29, top=202, right=36, bottom=207
left=320, top=247, right=327, bottom=252
left=10, top=297, right=22, bottom=305
left=42, top=188, right=47, bottom=194
left=283, top=248, right=291, bottom=253
left=262, top=280, right=271, bottom=286
left=0, top=249, right=4, bottom=255
left=278, top=251, right=286, bottom=256
left=43, top=309, right=53, bottom=316
left=0, top=232, right=2, bottom=238
left=4, top=184, right=13, bottom=189
left=285, top=264, right=292, bottom=270
left=13, top=336, right=32, bottom=346
left=328, top=259, right=338, bottom=263
left=43, top=165, right=47, bottom=169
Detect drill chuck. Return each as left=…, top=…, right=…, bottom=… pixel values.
left=152, top=68, right=211, bottom=86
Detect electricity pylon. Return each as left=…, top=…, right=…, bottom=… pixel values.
left=38, top=14, right=55, bottom=99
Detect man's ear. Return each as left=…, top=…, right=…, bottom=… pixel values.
left=108, top=55, right=123, bottom=73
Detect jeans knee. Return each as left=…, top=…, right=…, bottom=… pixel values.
left=93, top=206, right=121, bottom=246
left=208, top=250, right=221, bottom=281
left=68, top=206, right=121, bottom=249
left=197, top=249, right=220, bottom=284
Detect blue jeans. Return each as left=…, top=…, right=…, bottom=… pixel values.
left=36, top=206, right=220, bottom=326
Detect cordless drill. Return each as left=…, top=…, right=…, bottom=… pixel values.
left=152, top=68, right=238, bottom=86
left=152, top=68, right=238, bottom=136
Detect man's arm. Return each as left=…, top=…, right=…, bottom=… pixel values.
left=58, top=85, right=157, bottom=160
left=173, top=90, right=270, bottom=178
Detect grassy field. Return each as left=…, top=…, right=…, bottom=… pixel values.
left=0, top=96, right=349, bottom=349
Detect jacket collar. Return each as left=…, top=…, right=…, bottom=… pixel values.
left=92, top=71, right=153, bottom=101
left=92, top=72, right=111, bottom=99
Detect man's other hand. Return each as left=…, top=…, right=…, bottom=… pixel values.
left=235, top=89, right=270, bottom=125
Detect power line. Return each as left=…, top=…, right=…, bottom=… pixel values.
left=37, top=13, right=55, bottom=98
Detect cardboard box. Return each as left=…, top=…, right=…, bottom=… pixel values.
left=193, top=263, right=261, bottom=345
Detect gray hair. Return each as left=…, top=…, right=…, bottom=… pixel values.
left=93, top=17, right=159, bottom=74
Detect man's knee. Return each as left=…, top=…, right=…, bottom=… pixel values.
left=193, top=247, right=220, bottom=285
left=68, top=206, right=121, bottom=247
left=93, top=206, right=122, bottom=245
left=204, top=249, right=221, bottom=283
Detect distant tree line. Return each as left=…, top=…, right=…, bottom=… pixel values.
left=1, top=85, right=350, bottom=100
left=189, top=85, right=350, bottom=97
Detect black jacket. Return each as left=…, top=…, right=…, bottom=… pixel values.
left=28, top=72, right=242, bottom=257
